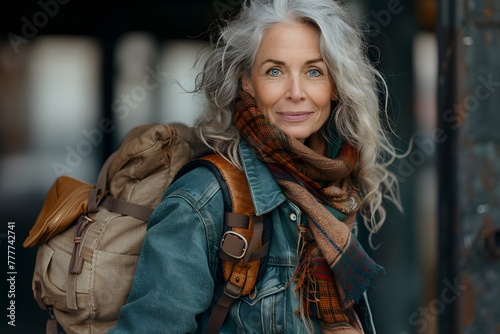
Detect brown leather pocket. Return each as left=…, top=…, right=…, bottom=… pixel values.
left=23, top=176, right=93, bottom=247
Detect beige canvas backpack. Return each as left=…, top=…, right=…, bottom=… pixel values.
left=23, top=123, right=270, bottom=334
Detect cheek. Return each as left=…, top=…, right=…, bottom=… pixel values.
left=253, top=82, right=282, bottom=110
left=319, top=109, right=331, bottom=126
left=318, top=83, right=335, bottom=104
left=314, top=89, right=333, bottom=124
left=312, top=89, right=334, bottom=111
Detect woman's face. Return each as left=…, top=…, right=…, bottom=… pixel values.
left=242, top=23, right=336, bottom=143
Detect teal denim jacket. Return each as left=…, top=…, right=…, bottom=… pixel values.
left=109, top=142, right=375, bottom=334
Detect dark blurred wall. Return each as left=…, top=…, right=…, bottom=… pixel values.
left=438, top=0, right=500, bottom=333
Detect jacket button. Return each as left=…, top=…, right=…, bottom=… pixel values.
left=289, top=213, right=297, bottom=222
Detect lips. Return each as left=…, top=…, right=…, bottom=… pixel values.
left=277, top=112, right=313, bottom=122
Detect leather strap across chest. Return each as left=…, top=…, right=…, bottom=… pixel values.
left=194, top=154, right=269, bottom=334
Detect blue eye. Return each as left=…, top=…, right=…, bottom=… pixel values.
left=268, top=68, right=281, bottom=76
left=308, top=69, right=321, bottom=77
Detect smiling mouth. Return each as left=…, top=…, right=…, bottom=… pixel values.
left=277, top=112, right=313, bottom=122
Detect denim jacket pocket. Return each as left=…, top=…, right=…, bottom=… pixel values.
left=240, top=275, right=287, bottom=306
left=229, top=265, right=290, bottom=334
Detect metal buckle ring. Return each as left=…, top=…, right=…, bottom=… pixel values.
left=220, top=231, right=248, bottom=260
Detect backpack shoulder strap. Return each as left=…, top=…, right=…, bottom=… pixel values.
left=196, top=154, right=253, bottom=214
left=178, top=154, right=270, bottom=334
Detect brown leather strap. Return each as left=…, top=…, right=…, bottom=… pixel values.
left=218, top=214, right=269, bottom=263
left=242, top=215, right=263, bottom=265
left=88, top=151, right=154, bottom=221
left=68, top=215, right=92, bottom=275
left=100, top=196, right=154, bottom=221
left=218, top=240, right=270, bottom=263
left=249, top=241, right=270, bottom=261
left=198, top=154, right=267, bottom=334
left=224, top=212, right=250, bottom=228
left=66, top=215, right=93, bottom=310
left=198, top=155, right=254, bottom=214
left=205, top=282, right=243, bottom=334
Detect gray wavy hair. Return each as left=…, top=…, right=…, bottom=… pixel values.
left=194, top=0, right=401, bottom=238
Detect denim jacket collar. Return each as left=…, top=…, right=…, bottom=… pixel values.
left=239, top=141, right=286, bottom=216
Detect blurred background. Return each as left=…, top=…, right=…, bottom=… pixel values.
left=0, top=0, right=499, bottom=333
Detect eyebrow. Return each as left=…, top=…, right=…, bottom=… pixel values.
left=260, top=58, right=325, bottom=67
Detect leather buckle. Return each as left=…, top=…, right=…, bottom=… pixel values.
left=220, top=231, right=248, bottom=260
left=223, top=281, right=243, bottom=300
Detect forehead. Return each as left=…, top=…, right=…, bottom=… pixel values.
left=254, top=23, right=322, bottom=62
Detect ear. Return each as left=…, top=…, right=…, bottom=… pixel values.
left=241, top=73, right=255, bottom=97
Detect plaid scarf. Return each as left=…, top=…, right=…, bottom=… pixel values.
left=234, top=91, right=383, bottom=333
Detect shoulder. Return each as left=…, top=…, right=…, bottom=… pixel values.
left=163, top=166, right=223, bottom=211
left=145, top=165, right=226, bottom=263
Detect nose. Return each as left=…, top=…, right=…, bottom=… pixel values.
left=285, top=74, right=306, bottom=102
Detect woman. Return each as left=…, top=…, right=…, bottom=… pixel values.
left=110, top=0, right=401, bottom=333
